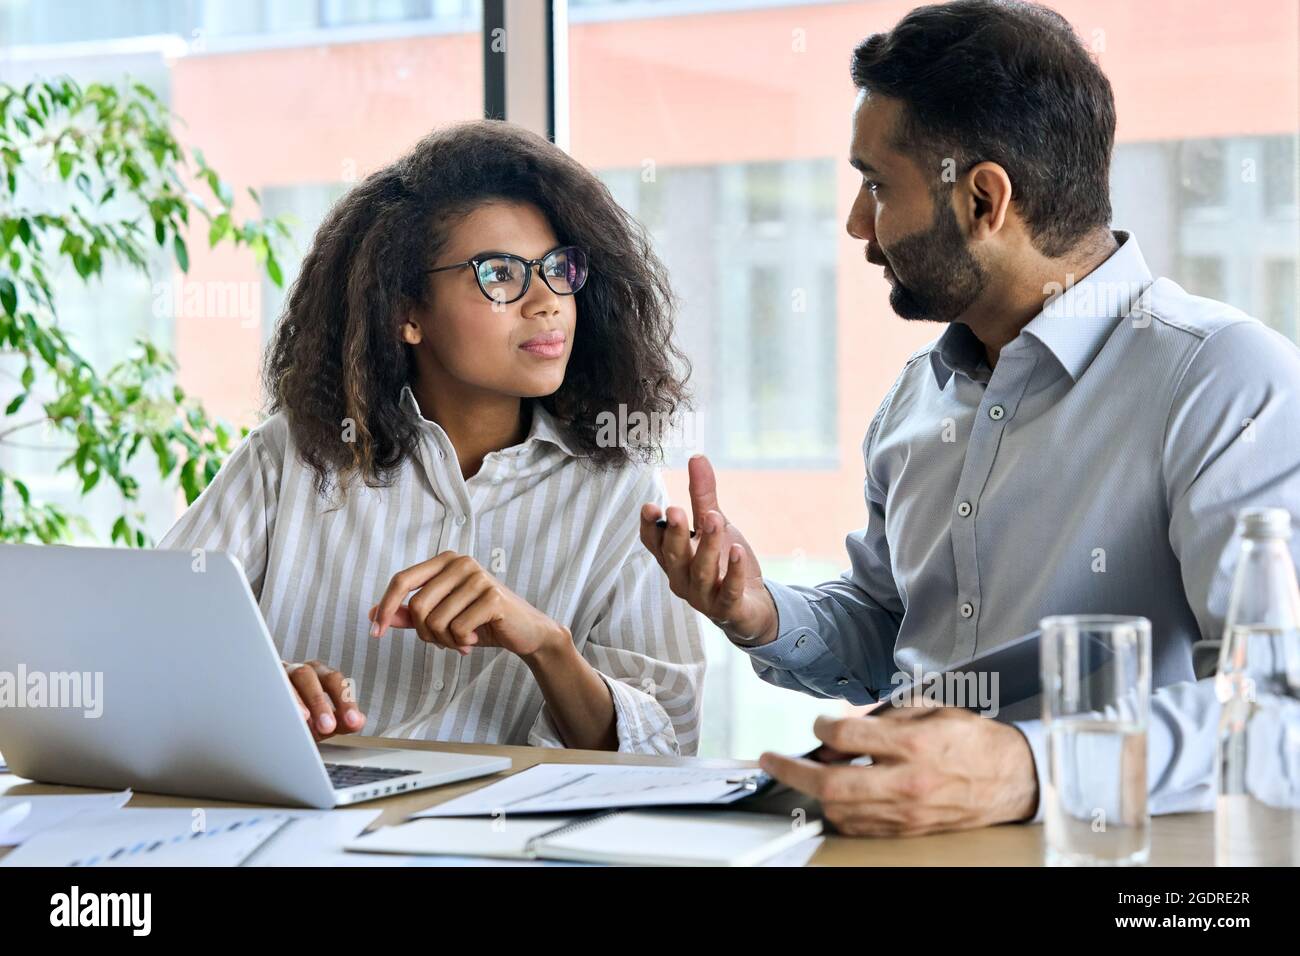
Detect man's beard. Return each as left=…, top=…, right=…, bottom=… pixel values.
left=872, top=200, right=986, bottom=323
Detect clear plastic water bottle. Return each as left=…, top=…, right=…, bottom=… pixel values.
left=1215, top=507, right=1300, bottom=866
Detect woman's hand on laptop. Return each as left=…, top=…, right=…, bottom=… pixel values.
left=640, top=454, right=779, bottom=646
left=368, top=555, right=570, bottom=660
left=282, top=660, right=367, bottom=741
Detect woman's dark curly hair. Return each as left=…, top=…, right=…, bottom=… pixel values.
left=261, top=119, right=690, bottom=501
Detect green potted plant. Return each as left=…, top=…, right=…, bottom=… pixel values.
left=0, top=76, right=290, bottom=546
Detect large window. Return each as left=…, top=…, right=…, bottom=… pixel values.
left=600, top=159, right=839, bottom=469
left=567, top=0, right=1300, bottom=758
left=4, top=0, right=1297, bottom=761
left=0, top=0, right=483, bottom=546
left=1, top=1, right=480, bottom=45
left=1117, top=134, right=1299, bottom=336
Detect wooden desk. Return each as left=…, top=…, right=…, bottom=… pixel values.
left=0, top=735, right=1215, bottom=866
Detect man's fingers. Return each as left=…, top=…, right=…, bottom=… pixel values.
left=687, top=454, right=722, bottom=531
left=757, top=753, right=830, bottom=798
left=716, top=543, right=747, bottom=612
left=812, top=714, right=917, bottom=761
left=659, top=505, right=697, bottom=596
left=809, top=741, right=857, bottom=763
left=821, top=786, right=968, bottom=837
left=687, top=510, right=727, bottom=608
left=639, top=503, right=666, bottom=564
left=761, top=751, right=910, bottom=806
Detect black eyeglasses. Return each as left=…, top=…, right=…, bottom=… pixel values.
left=426, top=245, right=588, bottom=305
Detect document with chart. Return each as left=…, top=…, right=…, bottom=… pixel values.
left=413, top=764, right=772, bottom=817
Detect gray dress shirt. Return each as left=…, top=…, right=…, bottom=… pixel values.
left=742, top=232, right=1300, bottom=820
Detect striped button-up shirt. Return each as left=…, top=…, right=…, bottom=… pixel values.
left=158, top=384, right=706, bottom=755
left=745, top=232, right=1300, bottom=819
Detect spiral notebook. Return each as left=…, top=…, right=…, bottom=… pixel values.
left=347, top=809, right=822, bottom=867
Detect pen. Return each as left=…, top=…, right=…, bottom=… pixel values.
left=654, top=517, right=697, bottom=538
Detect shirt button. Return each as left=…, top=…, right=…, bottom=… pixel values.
left=433, top=679, right=445, bottom=691
left=988, top=404, right=1005, bottom=421
left=437, top=449, right=446, bottom=460
left=795, top=635, right=807, bottom=649
left=960, top=601, right=975, bottom=618
left=454, top=515, right=466, bottom=527
left=836, top=677, right=850, bottom=686
left=957, top=501, right=972, bottom=517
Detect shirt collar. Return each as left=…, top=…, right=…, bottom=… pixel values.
left=929, top=231, right=1153, bottom=388
left=398, top=383, right=578, bottom=457
left=928, top=322, right=991, bottom=389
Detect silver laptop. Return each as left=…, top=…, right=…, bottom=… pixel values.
left=0, top=543, right=510, bottom=808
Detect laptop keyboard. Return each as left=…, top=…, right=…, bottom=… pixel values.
left=324, top=762, right=420, bottom=790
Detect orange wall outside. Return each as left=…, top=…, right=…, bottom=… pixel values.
left=168, top=32, right=482, bottom=423
left=168, top=0, right=1300, bottom=562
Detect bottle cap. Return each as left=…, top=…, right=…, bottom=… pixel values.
left=1237, top=507, right=1293, bottom=539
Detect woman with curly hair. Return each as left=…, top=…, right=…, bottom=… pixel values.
left=158, top=120, right=705, bottom=755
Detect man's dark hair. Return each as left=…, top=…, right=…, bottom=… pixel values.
left=851, top=0, right=1115, bottom=257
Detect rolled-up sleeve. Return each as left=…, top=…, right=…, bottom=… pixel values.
left=527, top=471, right=707, bottom=756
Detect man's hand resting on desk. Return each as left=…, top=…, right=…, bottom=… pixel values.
left=283, top=660, right=367, bottom=742
left=639, top=454, right=779, bottom=645
left=759, top=707, right=1039, bottom=836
